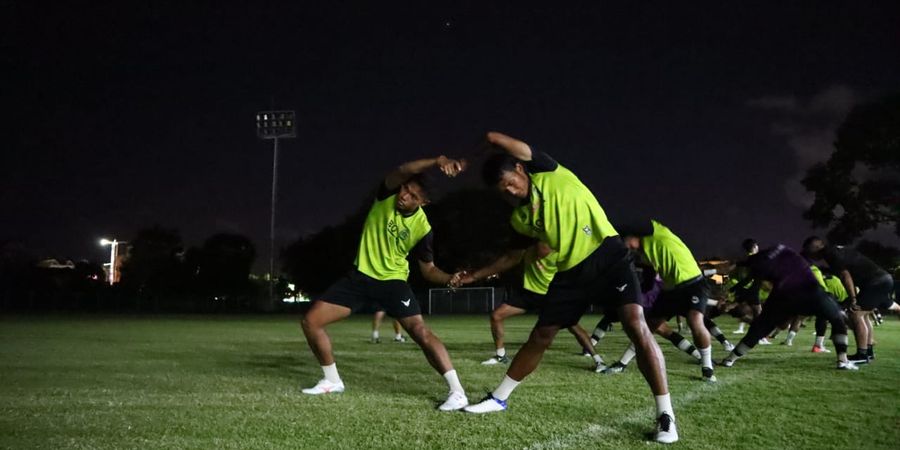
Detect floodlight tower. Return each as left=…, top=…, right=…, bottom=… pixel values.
left=99, top=238, right=126, bottom=285
left=256, top=110, right=296, bottom=308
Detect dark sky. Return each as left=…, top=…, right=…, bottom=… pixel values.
left=4, top=1, right=899, bottom=270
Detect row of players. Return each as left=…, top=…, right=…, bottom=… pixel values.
left=297, top=132, right=897, bottom=444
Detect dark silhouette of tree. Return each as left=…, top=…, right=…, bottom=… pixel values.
left=119, top=225, right=186, bottom=311
left=195, top=233, right=257, bottom=310
left=282, top=206, right=367, bottom=296
left=802, top=93, right=900, bottom=243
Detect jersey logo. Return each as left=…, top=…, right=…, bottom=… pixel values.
left=387, top=219, right=411, bottom=245
left=582, top=225, right=592, bottom=236
left=691, top=296, right=700, bottom=304
left=401, top=298, right=411, bottom=307
left=615, top=284, right=627, bottom=292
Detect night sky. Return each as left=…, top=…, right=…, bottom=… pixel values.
left=4, top=1, right=899, bottom=270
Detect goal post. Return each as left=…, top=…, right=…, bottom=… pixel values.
left=427, top=287, right=496, bottom=314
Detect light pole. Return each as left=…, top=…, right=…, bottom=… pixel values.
left=99, top=238, right=126, bottom=285
left=256, top=110, right=296, bottom=308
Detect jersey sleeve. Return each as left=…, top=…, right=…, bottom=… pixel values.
left=411, top=230, right=435, bottom=263
left=525, top=150, right=558, bottom=173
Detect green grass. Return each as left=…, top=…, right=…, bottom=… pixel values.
left=1, top=314, right=898, bottom=449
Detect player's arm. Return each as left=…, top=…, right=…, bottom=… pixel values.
left=837, top=269, right=858, bottom=308
left=418, top=260, right=462, bottom=286
left=486, top=131, right=532, bottom=161
left=463, top=249, right=527, bottom=284
left=384, top=156, right=467, bottom=191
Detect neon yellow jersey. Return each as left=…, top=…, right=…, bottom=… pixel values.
left=810, top=265, right=827, bottom=289
left=823, top=274, right=849, bottom=302
left=354, top=192, right=432, bottom=281
left=523, top=247, right=558, bottom=295
left=759, top=281, right=771, bottom=302
left=639, top=221, right=702, bottom=289
left=510, top=155, right=618, bottom=272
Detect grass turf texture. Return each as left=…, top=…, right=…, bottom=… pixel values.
left=1, top=314, right=898, bottom=449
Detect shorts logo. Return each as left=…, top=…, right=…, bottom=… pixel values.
left=582, top=225, right=592, bottom=236
left=615, top=284, right=627, bottom=292
left=401, top=298, right=411, bottom=307
left=691, top=296, right=700, bottom=304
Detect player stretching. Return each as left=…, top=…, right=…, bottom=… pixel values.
left=802, top=237, right=895, bottom=363
left=480, top=243, right=606, bottom=371
left=618, top=220, right=717, bottom=382
left=720, top=244, right=857, bottom=370
left=461, top=132, right=677, bottom=444
left=300, top=155, right=470, bottom=411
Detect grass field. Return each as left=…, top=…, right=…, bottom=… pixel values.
left=1, top=314, right=898, bottom=449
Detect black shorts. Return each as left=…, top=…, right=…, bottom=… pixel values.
left=537, top=237, right=642, bottom=328
left=649, top=277, right=709, bottom=319
left=857, top=275, right=895, bottom=311
left=504, top=290, right=543, bottom=311
left=764, top=285, right=842, bottom=321
left=318, top=270, right=421, bottom=319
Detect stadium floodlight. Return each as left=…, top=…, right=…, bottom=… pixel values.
left=256, top=110, right=296, bottom=309
left=99, top=238, right=126, bottom=285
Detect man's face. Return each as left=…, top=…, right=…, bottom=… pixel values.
left=495, top=164, right=530, bottom=200
left=804, top=239, right=825, bottom=259
left=623, top=236, right=641, bottom=250
left=396, top=181, right=428, bottom=213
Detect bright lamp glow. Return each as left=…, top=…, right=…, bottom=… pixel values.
left=100, top=238, right=112, bottom=246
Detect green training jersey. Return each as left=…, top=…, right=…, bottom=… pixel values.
left=823, top=274, right=849, bottom=302
left=639, top=220, right=702, bottom=289
left=354, top=190, right=432, bottom=281
left=523, top=247, right=558, bottom=295
left=810, top=265, right=826, bottom=288
left=509, top=152, right=618, bottom=272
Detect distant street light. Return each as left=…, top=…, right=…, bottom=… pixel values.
left=256, top=110, right=296, bottom=309
left=99, top=238, right=126, bottom=285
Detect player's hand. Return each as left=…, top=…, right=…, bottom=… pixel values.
left=448, top=271, right=466, bottom=289
left=455, top=271, right=478, bottom=286
left=437, top=156, right=467, bottom=178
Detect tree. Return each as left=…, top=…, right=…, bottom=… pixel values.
left=282, top=206, right=367, bottom=296
left=195, top=233, right=257, bottom=310
left=802, top=93, right=900, bottom=243
left=119, top=225, right=186, bottom=310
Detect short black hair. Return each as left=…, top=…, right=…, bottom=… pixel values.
left=741, top=238, right=758, bottom=253
left=802, top=235, right=824, bottom=254
left=405, top=173, right=431, bottom=200
left=481, top=151, right=522, bottom=186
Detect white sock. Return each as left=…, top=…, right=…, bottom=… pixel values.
left=395, top=333, right=402, bottom=339
left=676, top=339, right=693, bottom=353
left=691, top=349, right=701, bottom=359
left=699, top=346, right=713, bottom=369
left=492, top=375, right=520, bottom=401
left=655, top=393, right=674, bottom=418
left=620, top=344, right=637, bottom=365
left=322, top=363, right=342, bottom=384
left=443, top=369, right=464, bottom=394
left=736, top=323, right=745, bottom=332
left=815, top=336, right=825, bottom=347
left=592, top=354, right=604, bottom=364
left=496, top=347, right=506, bottom=357
left=785, top=331, right=797, bottom=344
left=372, top=330, right=380, bottom=340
